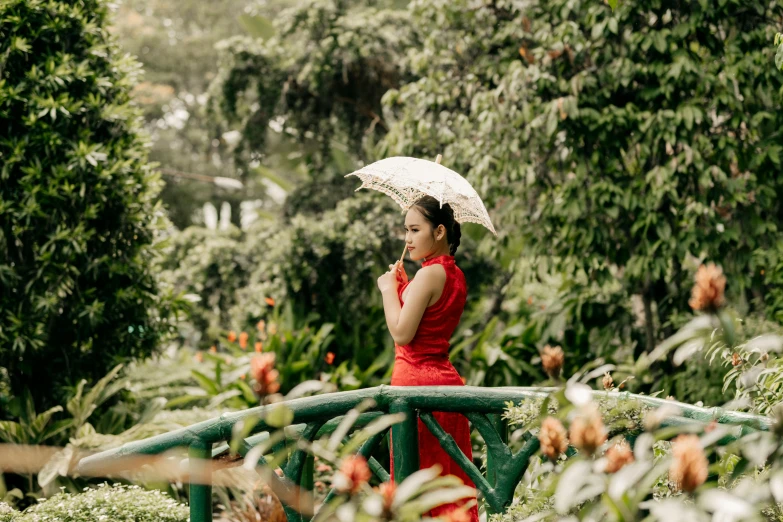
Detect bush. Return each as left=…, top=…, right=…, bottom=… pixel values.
left=0, top=503, right=18, bottom=522
left=0, top=0, right=179, bottom=407
left=12, top=484, right=188, bottom=522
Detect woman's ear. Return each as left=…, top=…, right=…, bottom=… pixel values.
left=436, top=224, right=446, bottom=241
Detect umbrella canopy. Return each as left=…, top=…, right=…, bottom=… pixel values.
left=345, top=155, right=497, bottom=236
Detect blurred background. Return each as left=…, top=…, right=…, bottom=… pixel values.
left=3, top=0, right=783, bottom=519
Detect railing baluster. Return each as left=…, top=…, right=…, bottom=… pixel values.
left=188, top=440, right=212, bottom=522
left=389, top=399, right=419, bottom=483
left=419, top=412, right=501, bottom=512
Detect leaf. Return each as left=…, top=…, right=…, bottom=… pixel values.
left=554, top=460, right=604, bottom=513
left=776, top=43, right=783, bottom=70
left=191, top=370, right=220, bottom=395
left=238, top=14, right=275, bottom=40
left=607, top=0, right=618, bottom=10
left=265, top=404, right=294, bottom=428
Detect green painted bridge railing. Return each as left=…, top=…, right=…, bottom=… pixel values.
left=75, top=385, right=770, bottom=521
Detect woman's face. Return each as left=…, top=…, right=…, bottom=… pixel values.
left=404, top=208, right=439, bottom=261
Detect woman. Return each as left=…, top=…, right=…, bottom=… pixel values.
left=376, top=195, right=479, bottom=521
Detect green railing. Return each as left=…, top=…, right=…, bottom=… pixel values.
left=75, top=385, right=771, bottom=521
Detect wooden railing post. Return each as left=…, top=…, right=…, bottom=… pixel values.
left=189, top=440, right=212, bottom=522
left=390, top=399, right=418, bottom=482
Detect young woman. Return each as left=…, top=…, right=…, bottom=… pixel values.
left=376, top=195, right=479, bottom=521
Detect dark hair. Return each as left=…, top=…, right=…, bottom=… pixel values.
left=411, top=195, right=462, bottom=255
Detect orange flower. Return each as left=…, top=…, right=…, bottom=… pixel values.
left=209, top=345, right=217, bottom=354
left=256, top=320, right=266, bottom=332
left=240, top=374, right=246, bottom=380
left=227, top=331, right=237, bottom=343
left=194, top=352, right=203, bottom=363
left=265, top=297, right=276, bottom=307
left=325, top=352, right=335, bottom=365
left=239, top=331, right=249, bottom=350
left=604, top=439, right=634, bottom=473
left=268, top=322, right=278, bottom=335
left=541, top=345, right=564, bottom=379
left=688, top=263, right=726, bottom=312
left=669, top=434, right=708, bottom=492
left=731, top=352, right=742, bottom=367
left=255, top=342, right=263, bottom=352
left=602, top=372, right=614, bottom=390
left=336, top=456, right=371, bottom=494
left=376, top=481, right=396, bottom=515
left=569, top=405, right=607, bottom=456
left=250, top=353, right=281, bottom=396
left=539, top=417, right=568, bottom=461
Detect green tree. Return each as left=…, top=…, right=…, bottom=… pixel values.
left=212, top=0, right=783, bottom=364
left=0, top=0, right=179, bottom=408
left=378, top=0, right=783, bottom=352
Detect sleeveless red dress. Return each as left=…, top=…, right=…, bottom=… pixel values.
left=390, top=254, right=479, bottom=521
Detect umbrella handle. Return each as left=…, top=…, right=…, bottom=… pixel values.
left=399, top=243, right=407, bottom=265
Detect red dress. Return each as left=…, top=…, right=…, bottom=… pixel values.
left=390, top=254, right=479, bottom=521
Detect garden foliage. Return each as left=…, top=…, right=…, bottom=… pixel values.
left=0, top=0, right=179, bottom=408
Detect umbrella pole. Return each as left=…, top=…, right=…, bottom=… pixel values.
left=399, top=243, right=407, bottom=265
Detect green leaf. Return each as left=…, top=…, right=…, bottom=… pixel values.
left=265, top=404, right=294, bottom=428
left=191, top=370, right=220, bottom=396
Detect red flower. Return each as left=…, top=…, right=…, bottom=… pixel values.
left=265, top=297, right=276, bottom=307
left=239, top=331, right=249, bottom=350
left=250, top=353, right=281, bottom=396
left=336, top=456, right=371, bottom=494
left=254, top=342, right=263, bottom=353
left=325, top=352, right=335, bottom=365
left=227, top=331, right=237, bottom=343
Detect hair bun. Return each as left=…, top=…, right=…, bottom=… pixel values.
left=449, top=222, right=461, bottom=256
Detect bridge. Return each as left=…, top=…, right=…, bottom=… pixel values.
left=76, top=385, right=770, bottom=521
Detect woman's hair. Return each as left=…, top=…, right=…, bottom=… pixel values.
left=411, top=195, right=462, bottom=255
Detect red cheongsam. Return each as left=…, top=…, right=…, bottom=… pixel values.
left=390, top=254, right=479, bottom=521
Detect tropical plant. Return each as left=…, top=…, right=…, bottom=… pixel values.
left=4, top=484, right=189, bottom=522
left=0, top=0, right=182, bottom=409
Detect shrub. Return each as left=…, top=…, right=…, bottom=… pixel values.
left=0, top=0, right=178, bottom=407
left=13, top=484, right=188, bottom=522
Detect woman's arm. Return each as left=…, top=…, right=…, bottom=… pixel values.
left=379, top=265, right=445, bottom=346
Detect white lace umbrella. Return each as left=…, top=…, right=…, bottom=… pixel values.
left=346, top=155, right=497, bottom=262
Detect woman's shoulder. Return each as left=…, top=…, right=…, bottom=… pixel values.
left=414, top=263, right=447, bottom=287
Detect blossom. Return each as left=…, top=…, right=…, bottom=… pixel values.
left=227, top=331, right=237, bottom=343
left=265, top=297, right=276, bottom=307
left=255, top=342, right=263, bottom=352
left=257, top=320, right=266, bottom=332
left=377, top=481, right=396, bottom=514
left=669, top=434, right=708, bottom=492
left=334, top=456, right=371, bottom=494
left=325, top=352, right=335, bottom=365
left=569, top=404, right=607, bottom=456
left=194, top=352, right=203, bottom=363
left=250, top=353, right=281, bottom=396
left=688, top=263, right=726, bottom=312
left=239, top=331, right=249, bottom=350
left=731, top=352, right=742, bottom=367
left=541, top=345, right=564, bottom=379
left=604, top=439, right=634, bottom=473
left=602, top=372, right=614, bottom=390
left=539, top=417, right=568, bottom=461
left=209, top=345, right=217, bottom=354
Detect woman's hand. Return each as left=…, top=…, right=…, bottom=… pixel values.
left=396, top=261, right=408, bottom=286
left=377, top=261, right=404, bottom=293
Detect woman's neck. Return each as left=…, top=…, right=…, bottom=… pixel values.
left=423, top=245, right=451, bottom=262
